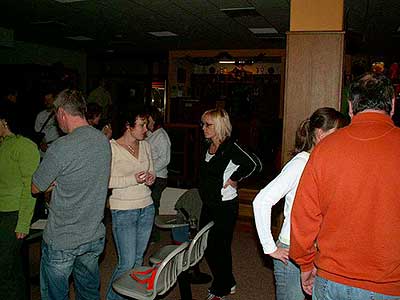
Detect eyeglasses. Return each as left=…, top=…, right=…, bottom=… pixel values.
left=200, top=121, right=214, bottom=128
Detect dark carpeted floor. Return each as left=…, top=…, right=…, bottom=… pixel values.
left=28, top=213, right=276, bottom=300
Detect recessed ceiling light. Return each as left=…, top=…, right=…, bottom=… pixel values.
left=220, top=7, right=256, bottom=12
left=148, top=31, right=178, bottom=37
left=65, top=35, right=93, bottom=41
left=220, top=7, right=259, bottom=17
left=54, top=0, right=86, bottom=3
left=249, top=28, right=278, bottom=34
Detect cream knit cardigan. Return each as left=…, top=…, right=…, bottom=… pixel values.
left=108, top=139, right=154, bottom=210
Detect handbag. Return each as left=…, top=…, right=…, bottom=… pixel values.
left=32, top=111, right=55, bottom=145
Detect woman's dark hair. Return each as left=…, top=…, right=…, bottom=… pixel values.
left=0, top=108, right=21, bottom=135
left=145, top=106, right=164, bottom=129
left=293, top=107, right=347, bottom=155
left=114, top=110, right=147, bottom=138
left=86, top=103, right=102, bottom=121
left=42, top=86, right=59, bottom=98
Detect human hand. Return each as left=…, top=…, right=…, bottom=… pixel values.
left=145, top=172, right=155, bottom=186
left=301, top=267, right=317, bottom=295
left=39, top=142, right=48, bottom=152
left=16, top=232, right=27, bottom=239
left=135, top=171, right=147, bottom=184
left=269, top=247, right=289, bottom=264
left=102, top=124, right=112, bottom=139
left=223, top=178, right=237, bottom=189
left=45, top=181, right=56, bottom=193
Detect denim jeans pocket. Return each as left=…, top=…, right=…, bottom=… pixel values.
left=42, top=242, right=75, bottom=264
left=314, top=276, right=329, bottom=299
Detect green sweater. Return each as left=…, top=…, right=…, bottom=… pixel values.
left=0, top=135, right=40, bottom=234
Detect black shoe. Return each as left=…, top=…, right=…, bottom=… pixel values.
left=189, top=271, right=212, bottom=284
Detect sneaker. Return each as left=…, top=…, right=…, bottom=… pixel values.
left=207, top=286, right=236, bottom=295
left=205, top=293, right=228, bottom=300
left=230, top=285, right=236, bottom=294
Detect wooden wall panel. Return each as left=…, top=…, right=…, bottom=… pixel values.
left=290, top=0, right=343, bottom=31
left=282, top=32, right=344, bottom=164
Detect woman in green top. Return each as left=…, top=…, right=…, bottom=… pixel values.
left=0, top=109, right=40, bottom=300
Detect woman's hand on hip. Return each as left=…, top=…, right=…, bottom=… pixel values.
left=223, top=178, right=237, bottom=189
left=269, top=247, right=289, bottom=264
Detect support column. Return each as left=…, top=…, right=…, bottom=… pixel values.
left=282, top=0, right=344, bottom=163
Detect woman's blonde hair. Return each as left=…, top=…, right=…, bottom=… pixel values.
left=201, top=108, right=232, bottom=143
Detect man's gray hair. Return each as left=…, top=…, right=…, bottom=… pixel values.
left=349, top=73, right=394, bottom=115
left=54, top=89, right=87, bottom=118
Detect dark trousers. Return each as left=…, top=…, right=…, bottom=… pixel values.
left=150, top=177, right=167, bottom=241
left=150, top=177, right=168, bottom=216
left=0, top=211, right=26, bottom=300
left=200, top=199, right=238, bottom=297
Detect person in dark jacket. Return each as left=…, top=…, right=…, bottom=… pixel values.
left=199, top=108, right=259, bottom=300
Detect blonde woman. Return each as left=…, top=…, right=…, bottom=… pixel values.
left=199, top=108, right=259, bottom=300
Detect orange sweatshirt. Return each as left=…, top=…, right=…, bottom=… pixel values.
left=290, top=112, right=400, bottom=296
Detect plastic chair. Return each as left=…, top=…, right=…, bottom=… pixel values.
left=112, top=242, right=189, bottom=300
left=150, top=221, right=214, bottom=271
left=154, top=214, right=189, bottom=229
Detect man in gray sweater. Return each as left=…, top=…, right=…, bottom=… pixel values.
left=32, top=89, right=111, bottom=300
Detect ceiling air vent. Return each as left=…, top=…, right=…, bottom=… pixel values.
left=220, top=7, right=260, bottom=18
left=54, top=0, right=87, bottom=3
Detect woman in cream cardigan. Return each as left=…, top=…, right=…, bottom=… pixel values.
left=106, top=111, right=155, bottom=300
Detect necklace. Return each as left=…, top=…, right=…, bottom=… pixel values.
left=117, top=138, right=139, bottom=156
left=127, top=144, right=136, bottom=154
left=124, top=142, right=139, bottom=156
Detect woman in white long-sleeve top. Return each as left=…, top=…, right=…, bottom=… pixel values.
left=253, top=107, right=347, bottom=300
left=145, top=107, right=171, bottom=241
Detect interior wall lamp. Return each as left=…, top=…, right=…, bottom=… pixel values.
left=218, top=60, right=236, bottom=64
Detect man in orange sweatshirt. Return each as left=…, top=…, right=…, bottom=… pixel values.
left=290, top=73, right=400, bottom=300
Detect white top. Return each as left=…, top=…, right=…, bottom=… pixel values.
left=108, top=139, right=154, bottom=210
left=34, top=110, right=60, bottom=143
left=145, top=128, right=171, bottom=178
left=205, top=151, right=239, bottom=201
left=221, top=160, right=239, bottom=201
left=253, top=151, right=309, bottom=254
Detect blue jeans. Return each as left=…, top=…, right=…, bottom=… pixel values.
left=314, top=276, right=400, bottom=300
left=273, top=241, right=305, bottom=300
left=107, top=204, right=155, bottom=300
left=40, top=237, right=105, bottom=300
